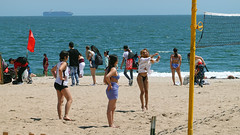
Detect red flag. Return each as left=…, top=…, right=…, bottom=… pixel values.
left=27, top=29, right=35, bottom=52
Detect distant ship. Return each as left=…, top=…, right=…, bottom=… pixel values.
left=43, top=11, right=73, bottom=16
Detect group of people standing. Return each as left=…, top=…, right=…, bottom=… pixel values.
left=45, top=42, right=206, bottom=127
left=5, top=41, right=206, bottom=127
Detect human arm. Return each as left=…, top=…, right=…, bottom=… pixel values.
left=103, top=68, right=108, bottom=84
left=104, top=57, right=109, bottom=67
left=170, top=55, right=173, bottom=69
left=176, top=54, right=182, bottom=69
left=88, top=51, right=94, bottom=61
left=51, top=65, right=57, bottom=78
left=105, top=67, right=117, bottom=91
left=156, top=55, right=160, bottom=62
left=195, top=55, right=206, bottom=66
left=13, top=63, right=20, bottom=79
left=150, top=53, right=159, bottom=64
left=14, top=68, right=18, bottom=79
left=120, top=57, right=125, bottom=69
left=45, top=58, right=48, bottom=66
left=58, top=62, right=67, bottom=80
left=151, top=53, right=159, bottom=58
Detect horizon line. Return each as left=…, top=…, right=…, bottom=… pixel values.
left=0, top=14, right=205, bottom=17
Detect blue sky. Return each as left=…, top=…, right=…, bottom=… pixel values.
left=0, top=0, right=240, bottom=16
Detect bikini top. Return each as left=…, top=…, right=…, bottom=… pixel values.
left=112, top=74, right=120, bottom=80
left=172, top=56, right=180, bottom=61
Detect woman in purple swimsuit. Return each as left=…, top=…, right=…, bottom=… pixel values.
left=170, top=48, right=183, bottom=85
left=104, top=54, right=120, bottom=128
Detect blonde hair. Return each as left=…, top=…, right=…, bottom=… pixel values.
left=140, top=48, right=150, bottom=57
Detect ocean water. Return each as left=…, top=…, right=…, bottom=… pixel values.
left=0, top=16, right=240, bottom=78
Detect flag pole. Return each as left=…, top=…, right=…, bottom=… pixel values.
left=26, top=28, right=30, bottom=59
left=188, top=0, right=197, bottom=135
left=26, top=50, right=29, bottom=59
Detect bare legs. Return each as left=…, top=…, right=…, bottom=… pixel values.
left=56, top=88, right=73, bottom=120
left=137, top=74, right=149, bottom=111
left=176, top=67, right=183, bottom=85
left=90, top=68, right=96, bottom=84
left=44, top=70, right=48, bottom=76
left=171, top=67, right=183, bottom=85
left=171, top=68, right=176, bottom=85
left=107, top=99, right=117, bottom=127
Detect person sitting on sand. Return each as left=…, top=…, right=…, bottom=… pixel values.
left=187, top=53, right=207, bottom=83
left=187, top=53, right=206, bottom=68
left=137, top=49, right=160, bottom=111
left=51, top=51, right=73, bottom=121
left=195, top=61, right=205, bottom=87
left=170, top=48, right=183, bottom=85
left=9, top=57, right=29, bottom=85
left=104, top=54, right=120, bottom=128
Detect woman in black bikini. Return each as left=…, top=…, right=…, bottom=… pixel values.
left=137, top=49, right=160, bottom=111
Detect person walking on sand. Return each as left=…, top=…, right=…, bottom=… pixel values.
left=104, top=51, right=109, bottom=70
left=120, top=45, right=133, bottom=86
left=51, top=51, right=73, bottom=121
left=137, top=49, right=160, bottom=111
left=68, top=42, right=80, bottom=86
left=43, top=53, right=49, bottom=76
left=85, top=45, right=97, bottom=85
left=104, top=54, right=120, bottom=128
left=78, top=53, right=85, bottom=78
left=170, top=48, right=183, bottom=85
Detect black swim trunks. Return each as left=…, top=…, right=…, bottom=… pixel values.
left=54, top=82, right=68, bottom=91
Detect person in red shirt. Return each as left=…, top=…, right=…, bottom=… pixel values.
left=9, top=57, right=28, bottom=84
left=43, top=53, right=49, bottom=76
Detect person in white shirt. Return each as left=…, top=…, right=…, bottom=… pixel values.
left=120, top=45, right=133, bottom=86
left=86, top=46, right=97, bottom=85
left=51, top=50, right=73, bottom=121
left=137, top=49, right=160, bottom=111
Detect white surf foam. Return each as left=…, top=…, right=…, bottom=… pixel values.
left=119, top=71, right=240, bottom=79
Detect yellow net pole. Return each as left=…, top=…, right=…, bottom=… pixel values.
left=188, top=0, right=197, bottom=135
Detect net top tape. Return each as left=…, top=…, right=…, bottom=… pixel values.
left=205, top=12, right=240, bottom=17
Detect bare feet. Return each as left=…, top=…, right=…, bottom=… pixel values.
left=141, top=106, right=145, bottom=111
left=63, top=116, right=72, bottom=121
left=110, top=125, right=120, bottom=128
left=145, top=105, right=148, bottom=110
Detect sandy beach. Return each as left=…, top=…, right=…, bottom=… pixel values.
left=0, top=76, right=239, bottom=135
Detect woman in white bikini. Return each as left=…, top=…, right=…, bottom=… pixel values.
left=170, top=48, right=182, bottom=85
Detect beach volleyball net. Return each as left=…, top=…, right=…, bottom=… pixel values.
left=197, top=12, right=240, bottom=48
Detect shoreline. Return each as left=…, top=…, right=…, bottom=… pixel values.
left=34, top=71, right=240, bottom=79
left=0, top=76, right=240, bottom=135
